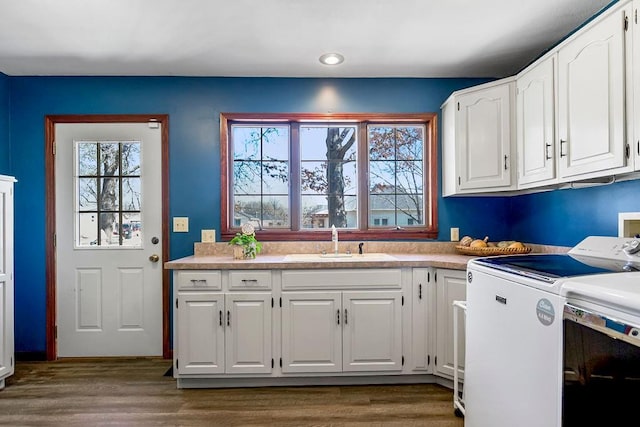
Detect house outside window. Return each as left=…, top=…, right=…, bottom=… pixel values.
left=221, top=113, right=438, bottom=241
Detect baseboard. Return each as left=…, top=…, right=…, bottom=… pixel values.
left=16, top=351, right=47, bottom=361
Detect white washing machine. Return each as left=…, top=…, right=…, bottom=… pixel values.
left=464, top=236, right=640, bottom=427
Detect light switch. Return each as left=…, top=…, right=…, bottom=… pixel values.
left=450, top=227, right=459, bottom=241
left=173, top=217, right=189, bottom=233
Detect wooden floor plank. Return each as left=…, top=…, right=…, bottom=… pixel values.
left=1, top=358, right=464, bottom=426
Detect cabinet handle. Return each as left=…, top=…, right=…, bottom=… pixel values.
left=545, top=143, right=552, bottom=160
left=241, top=279, right=258, bottom=284
left=219, top=310, right=222, bottom=326
left=227, top=310, right=231, bottom=327
left=504, top=155, right=508, bottom=170
left=337, top=309, right=340, bottom=325
left=344, top=309, right=348, bottom=325
left=419, top=283, right=422, bottom=300
left=637, top=140, right=639, bottom=155
left=560, top=139, right=567, bottom=157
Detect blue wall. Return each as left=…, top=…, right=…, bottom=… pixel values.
left=510, top=179, right=640, bottom=247
left=9, top=76, right=514, bottom=353
left=0, top=72, right=9, bottom=173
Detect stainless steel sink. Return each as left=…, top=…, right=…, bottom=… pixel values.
left=283, top=253, right=397, bottom=262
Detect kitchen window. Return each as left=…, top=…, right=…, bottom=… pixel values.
left=220, top=113, right=438, bottom=241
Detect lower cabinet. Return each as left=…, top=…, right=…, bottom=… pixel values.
left=176, top=292, right=272, bottom=375
left=281, top=291, right=403, bottom=373
left=435, top=269, right=467, bottom=379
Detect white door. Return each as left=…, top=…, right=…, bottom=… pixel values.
left=281, top=292, right=342, bottom=373
left=342, top=291, right=402, bottom=372
left=224, top=293, right=272, bottom=374
left=0, top=178, right=14, bottom=379
left=55, top=123, right=163, bottom=357
left=176, top=293, right=224, bottom=375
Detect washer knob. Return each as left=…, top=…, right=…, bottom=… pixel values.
left=623, top=240, right=640, bottom=255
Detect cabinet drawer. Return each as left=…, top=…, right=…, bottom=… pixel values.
left=229, top=270, right=272, bottom=290
left=281, top=269, right=402, bottom=290
left=177, top=271, right=222, bottom=290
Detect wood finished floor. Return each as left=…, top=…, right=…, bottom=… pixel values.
left=0, top=358, right=464, bottom=426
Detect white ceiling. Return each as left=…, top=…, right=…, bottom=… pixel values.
left=0, top=0, right=613, bottom=78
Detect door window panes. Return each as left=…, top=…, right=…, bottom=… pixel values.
left=75, top=141, right=143, bottom=247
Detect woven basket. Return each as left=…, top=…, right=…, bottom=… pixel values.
left=455, top=245, right=532, bottom=256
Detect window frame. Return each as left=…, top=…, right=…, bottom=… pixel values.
left=220, top=112, right=438, bottom=241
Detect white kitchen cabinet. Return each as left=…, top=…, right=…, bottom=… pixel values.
left=410, top=268, right=433, bottom=372
left=174, top=270, right=273, bottom=377
left=0, top=176, right=15, bottom=390
left=281, top=290, right=403, bottom=373
left=558, top=3, right=633, bottom=180
left=442, top=78, right=516, bottom=196
left=435, top=269, right=466, bottom=379
left=176, top=292, right=272, bottom=375
left=634, top=0, right=640, bottom=170
left=516, top=55, right=557, bottom=187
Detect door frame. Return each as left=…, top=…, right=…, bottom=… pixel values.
left=45, top=114, right=170, bottom=360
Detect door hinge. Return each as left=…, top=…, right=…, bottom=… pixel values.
left=435, top=356, right=438, bottom=366
left=427, top=355, right=431, bottom=366
left=53, top=233, right=57, bottom=248
left=458, top=176, right=461, bottom=186
left=175, top=298, right=178, bottom=309
left=625, top=15, right=629, bottom=31
left=402, top=356, right=405, bottom=366
left=52, top=141, right=56, bottom=156
left=457, top=102, right=460, bottom=111
left=635, top=8, right=638, bottom=24
left=271, top=358, right=274, bottom=369
left=10, top=356, right=13, bottom=367
left=176, top=359, right=179, bottom=370
left=626, top=143, right=631, bottom=159
left=418, top=283, right=422, bottom=300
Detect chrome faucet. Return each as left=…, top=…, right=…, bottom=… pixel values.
left=331, top=224, right=338, bottom=254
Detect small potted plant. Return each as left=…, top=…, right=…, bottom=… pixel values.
left=229, top=223, right=262, bottom=259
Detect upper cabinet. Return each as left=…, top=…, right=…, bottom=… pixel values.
left=442, top=78, right=516, bottom=196
left=634, top=0, right=640, bottom=170
left=516, top=55, right=557, bottom=188
left=444, top=1, right=638, bottom=196
left=557, top=3, right=633, bottom=180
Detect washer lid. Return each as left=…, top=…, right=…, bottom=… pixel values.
left=473, top=254, right=626, bottom=283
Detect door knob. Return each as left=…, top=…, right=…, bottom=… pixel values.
left=149, top=254, right=160, bottom=263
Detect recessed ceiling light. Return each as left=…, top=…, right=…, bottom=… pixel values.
left=319, top=53, right=344, bottom=66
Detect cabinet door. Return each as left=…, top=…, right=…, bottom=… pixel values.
left=0, top=281, right=8, bottom=380
left=225, top=293, right=272, bottom=374
left=410, top=269, right=432, bottom=372
left=517, top=56, right=557, bottom=186
left=435, top=269, right=466, bottom=379
left=457, top=83, right=513, bottom=190
left=558, top=5, right=630, bottom=178
left=0, top=179, right=14, bottom=383
left=281, top=292, right=342, bottom=373
left=634, top=0, right=640, bottom=170
left=176, top=293, right=225, bottom=375
left=343, top=291, right=402, bottom=372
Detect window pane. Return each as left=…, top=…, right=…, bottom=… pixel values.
left=232, top=127, right=262, bottom=160
left=234, top=161, right=262, bottom=194
left=369, top=194, right=397, bottom=227
left=78, top=178, right=97, bottom=210
left=121, top=212, right=142, bottom=247
left=77, top=142, right=97, bottom=175
left=261, top=196, right=290, bottom=228
left=122, top=177, right=141, bottom=210
left=99, top=143, right=120, bottom=175
left=262, top=162, right=289, bottom=194
left=121, top=142, right=141, bottom=176
left=300, top=125, right=357, bottom=229
left=99, top=177, right=120, bottom=211
left=77, top=212, right=99, bottom=246
left=261, top=128, right=289, bottom=160
left=397, top=193, right=424, bottom=226
left=397, top=127, right=423, bottom=161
